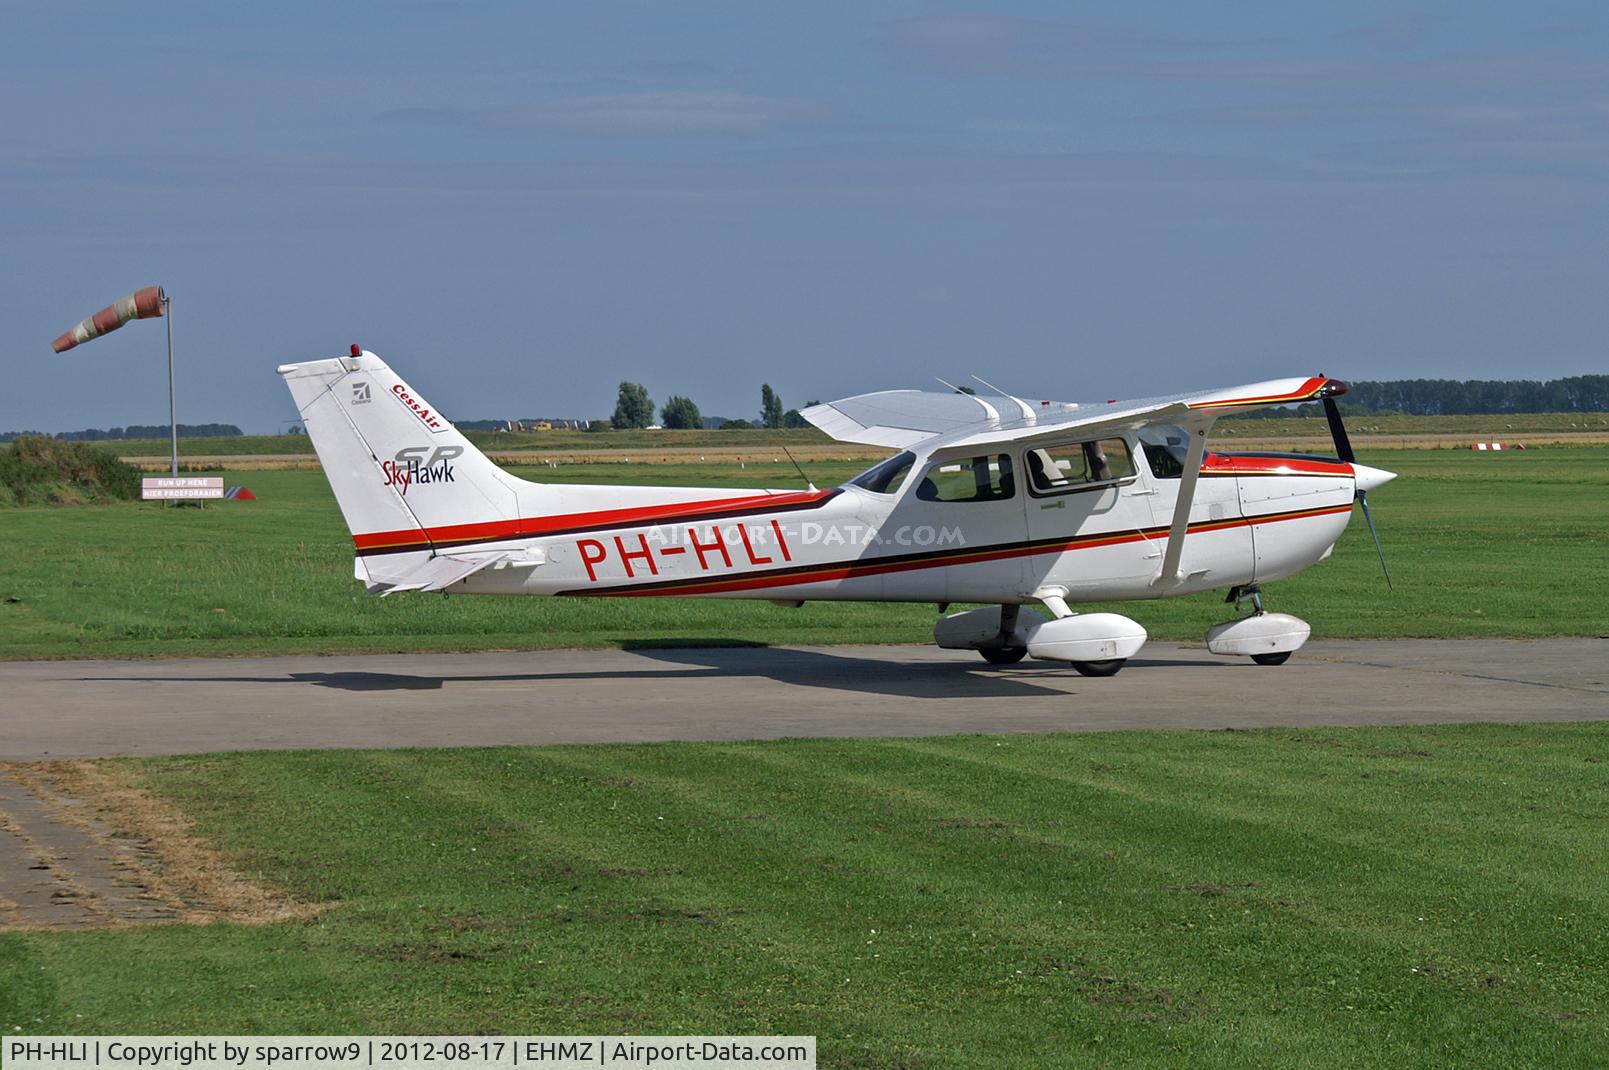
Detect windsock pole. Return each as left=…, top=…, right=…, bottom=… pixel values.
left=165, top=294, right=176, bottom=476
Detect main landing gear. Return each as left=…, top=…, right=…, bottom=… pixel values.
left=932, top=597, right=1149, bottom=676
left=1066, top=658, right=1127, bottom=677
left=979, top=646, right=1028, bottom=665
left=1208, top=586, right=1311, bottom=666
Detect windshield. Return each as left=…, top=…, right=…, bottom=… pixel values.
left=1137, top=425, right=1189, bottom=479
left=847, top=451, right=915, bottom=494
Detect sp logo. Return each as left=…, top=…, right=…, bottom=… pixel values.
left=383, top=445, right=463, bottom=495
left=393, top=446, right=463, bottom=467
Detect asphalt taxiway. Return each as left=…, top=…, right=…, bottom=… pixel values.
left=1, top=639, right=1605, bottom=759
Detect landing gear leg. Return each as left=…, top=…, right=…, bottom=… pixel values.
left=1227, top=585, right=1265, bottom=616
left=978, top=604, right=1028, bottom=666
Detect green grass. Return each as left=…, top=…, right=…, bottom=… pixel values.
left=3, top=725, right=1607, bottom=1065
left=1, top=449, right=1605, bottom=660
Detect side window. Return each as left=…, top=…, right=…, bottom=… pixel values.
left=915, top=454, right=1015, bottom=502
left=1026, top=438, right=1136, bottom=495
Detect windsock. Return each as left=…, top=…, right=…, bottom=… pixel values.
left=52, top=285, right=166, bottom=353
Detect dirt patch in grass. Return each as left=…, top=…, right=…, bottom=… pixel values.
left=0, top=760, right=321, bottom=931
left=1049, top=960, right=1205, bottom=1024
left=372, top=941, right=501, bottom=964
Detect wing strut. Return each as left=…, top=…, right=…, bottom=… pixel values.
left=1151, top=419, right=1213, bottom=590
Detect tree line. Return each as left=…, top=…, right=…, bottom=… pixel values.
left=0, top=423, right=243, bottom=443
left=1232, top=375, right=1609, bottom=418
left=606, top=381, right=818, bottom=431
left=607, top=374, right=1609, bottom=431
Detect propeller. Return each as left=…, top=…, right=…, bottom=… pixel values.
left=1321, top=383, right=1393, bottom=590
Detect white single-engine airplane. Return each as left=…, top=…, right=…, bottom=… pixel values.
left=281, top=348, right=1394, bottom=676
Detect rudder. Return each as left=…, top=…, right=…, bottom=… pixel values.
left=278, top=350, right=521, bottom=556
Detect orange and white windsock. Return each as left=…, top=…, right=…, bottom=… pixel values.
left=52, top=285, right=166, bottom=353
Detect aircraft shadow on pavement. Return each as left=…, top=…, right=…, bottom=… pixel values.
left=82, top=646, right=1214, bottom=699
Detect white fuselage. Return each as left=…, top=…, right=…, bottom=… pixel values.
left=360, top=436, right=1358, bottom=606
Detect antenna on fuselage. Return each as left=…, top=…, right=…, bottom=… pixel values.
left=781, top=445, right=817, bottom=493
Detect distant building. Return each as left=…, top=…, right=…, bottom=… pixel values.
left=459, top=417, right=588, bottom=432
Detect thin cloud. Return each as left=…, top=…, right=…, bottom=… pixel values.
left=1335, top=16, right=1442, bottom=51
left=380, top=92, right=837, bottom=138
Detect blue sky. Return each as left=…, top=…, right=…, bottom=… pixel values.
left=4, top=2, right=1608, bottom=432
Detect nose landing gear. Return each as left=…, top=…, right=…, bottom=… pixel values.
left=1207, top=586, right=1310, bottom=666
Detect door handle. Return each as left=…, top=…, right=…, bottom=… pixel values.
left=1039, top=500, right=1065, bottom=510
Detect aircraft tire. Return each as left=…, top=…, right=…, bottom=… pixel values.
left=979, top=646, right=1028, bottom=665
left=1070, top=659, right=1126, bottom=677
left=1251, top=651, right=1293, bottom=666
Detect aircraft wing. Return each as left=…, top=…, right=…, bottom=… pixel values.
left=799, top=390, right=1038, bottom=448
left=803, top=376, right=1343, bottom=453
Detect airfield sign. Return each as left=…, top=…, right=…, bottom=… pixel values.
left=141, top=477, right=224, bottom=501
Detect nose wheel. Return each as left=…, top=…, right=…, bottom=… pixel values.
left=1208, top=586, right=1311, bottom=666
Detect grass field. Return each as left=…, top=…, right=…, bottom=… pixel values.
left=2, top=723, right=1607, bottom=1065
left=1, top=448, right=1605, bottom=660
left=96, top=411, right=1609, bottom=461
left=110, top=426, right=838, bottom=459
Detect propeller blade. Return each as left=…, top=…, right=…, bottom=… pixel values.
left=1323, top=395, right=1355, bottom=464
left=1357, top=491, right=1392, bottom=590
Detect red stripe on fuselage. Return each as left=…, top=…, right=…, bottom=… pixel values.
left=352, top=489, right=837, bottom=553
left=1202, top=452, right=1354, bottom=477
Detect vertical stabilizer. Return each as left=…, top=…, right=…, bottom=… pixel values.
left=278, top=350, right=520, bottom=554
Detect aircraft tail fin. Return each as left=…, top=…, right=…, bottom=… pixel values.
left=277, top=350, right=522, bottom=559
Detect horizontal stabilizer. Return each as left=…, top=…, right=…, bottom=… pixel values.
left=365, top=549, right=546, bottom=596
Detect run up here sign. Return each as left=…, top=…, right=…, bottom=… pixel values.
left=141, top=477, right=224, bottom=501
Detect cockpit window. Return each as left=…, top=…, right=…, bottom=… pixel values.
left=915, top=454, right=1015, bottom=503
left=1138, top=425, right=1190, bottom=479
left=1025, top=438, right=1136, bottom=495
left=848, top=451, right=915, bottom=495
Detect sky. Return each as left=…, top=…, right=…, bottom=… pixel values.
left=4, top=2, right=1608, bottom=433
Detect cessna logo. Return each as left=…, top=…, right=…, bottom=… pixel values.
left=382, top=445, right=462, bottom=496
left=391, top=382, right=446, bottom=432
left=351, top=381, right=371, bottom=404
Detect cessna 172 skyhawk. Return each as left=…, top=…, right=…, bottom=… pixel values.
left=281, top=348, right=1394, bottom=676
